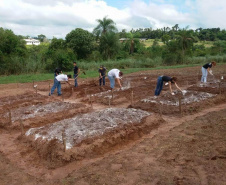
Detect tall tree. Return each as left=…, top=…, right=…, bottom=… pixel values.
left=175, top=27, right=196, bottom=59
left=65, top=28, right=94, bottom=60
left=37, top=34, right=46, bottom=42
left=99, top=32, right=120, bottom=60
left=93, top=16, right=117, bottom=41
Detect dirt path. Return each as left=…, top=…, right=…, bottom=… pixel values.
left=1, top=65, right=226, bottom=184
left=59, top=103, right=226, bottom=185
left=1, top=103, right=225, bottom=185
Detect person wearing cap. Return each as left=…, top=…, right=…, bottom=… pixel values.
left=49, top=74, right=72, bottom=96
left=201, top=61, right=216, bottom=83
left=73, top=62, right=80, bottom=87
left=108, top=69, right=123, bottom=90
left=98, top=65, right=107, bottom=86
left=154, top=76, right=182, bottom=96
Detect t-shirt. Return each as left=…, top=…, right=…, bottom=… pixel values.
left=203, top=63, right=212, bottom=69
left=162, top=76, right=173, bottom=83
left=56, top=74, right=68, bottom=82
left=74, top=66, right=79, bottom=75
left=108, top=69, right=120, bottom=78
left=98, top=67, right=106, bottom=76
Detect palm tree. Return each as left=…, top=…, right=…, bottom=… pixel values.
left=175, top=27, right=196, bottom=61
left=99, top=32, right=119, bottom=60
left=93, top=16, right=117, bottom=41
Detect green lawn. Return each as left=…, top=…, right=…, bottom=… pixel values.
left=143, top=39, right=164, bottom=48
left=0, top=64, right=204, bottom=84
left=143, top=39, right=214, bottom=48
left=194, top=41, right=214, bottom=48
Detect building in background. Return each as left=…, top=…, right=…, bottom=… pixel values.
left=24, top=39, right=40, bottom=45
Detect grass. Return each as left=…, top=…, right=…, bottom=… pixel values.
left=0, top=64, right=206, bottom=84
left=0, top=68, right=153, bottom=84
left=0, top=73, right=54, bottom=84
left=194, top=41, right=214, bottom=48
left=143, top=39, right=214, bottom=48
left=143, top=39, right=165, bottom=48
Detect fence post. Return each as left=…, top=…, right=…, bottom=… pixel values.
left=108, top=97, right=111, bottom=107
left=178, top=97, right=182, bottom=116
left=89, top=94, right=93, bottom=108
left=159, top=102, right=162, bottom=117
left=19, top=119, right=24, bottom=135
left=8, top=109, right=12, bottom=125
left=62, top=94, right=64, bottom=102
left=62, top=130, right=66, bottom=152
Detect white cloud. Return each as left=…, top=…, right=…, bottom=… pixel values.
left=0, top=0, right=226, bottom=38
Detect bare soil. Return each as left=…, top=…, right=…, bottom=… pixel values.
left=0, top=64, right=226, bottom=185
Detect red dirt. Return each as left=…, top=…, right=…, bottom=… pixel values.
left=0, top=64, right=226, bottom=185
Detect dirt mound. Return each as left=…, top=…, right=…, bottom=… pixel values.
left=133, top=90, right=226, bottom=116
left=24, top=108, right=164, bottom=168
left=0, top=93, right=90, bottom=129
left=188, top=81, right=226, bottom=94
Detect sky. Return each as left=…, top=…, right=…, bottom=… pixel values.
left=1, top=0, right=226, bottom=38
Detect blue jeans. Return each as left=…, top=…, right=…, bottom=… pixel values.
left=74, top=74, right=78, bottom=87
left=99, top=76, right=105, bottom=86
left=154, top=76, right=163, bottom=96
left=51, top=78, right=61, bottom=95
left=201, top=67, right=208, bottom=83
left=108, top=75, right=115, bottom=89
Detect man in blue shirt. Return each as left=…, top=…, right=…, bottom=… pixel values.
left=73, top=62, right=80, bottom=87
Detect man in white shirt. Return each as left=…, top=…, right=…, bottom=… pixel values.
left=108, top=69, right=123, bottom=90
left=49, top=74, right=72, bottom=96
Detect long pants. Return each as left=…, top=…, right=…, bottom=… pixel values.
left=108, top=75, right=115, bottom=89
left=74, top=74, right=78, bottom=87
left=154, top=76, right=163, bottom=96
left=99, top=76, right=105, bottom=86
left=201, top=67, right=208, bottom=83
left=51, top=78, right=61, bottom=95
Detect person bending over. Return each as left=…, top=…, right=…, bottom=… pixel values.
left=201, top=61, right=216, bottom=83
left=155, top=76, right=182, bottom=96
left=108, top=69, right=123, bottom=90
left=50, top=74, right=71, bottom=96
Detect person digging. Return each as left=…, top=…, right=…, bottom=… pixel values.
left=201, top=61, right=216, bottom=84
left=154, top=76, right=183, bottom=96
left=98, top=65, right=107, bottom=86
left=108, top=69, right=123, bottom=90
left=49, top=74, right=72, bottom=96
left=73, top=62, right=80, bottom=87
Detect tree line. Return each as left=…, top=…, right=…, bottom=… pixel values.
left=1, top=17, right=226, bottom=75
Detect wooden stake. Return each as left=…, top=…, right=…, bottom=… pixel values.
left=89, top=94, right=93, bottom=108
left=49, top=82, right=51, bottom=93
left=178, top=97, right=182, bottom=116
left=35, top=87, right=37, bottom=95
left=131, top=90, right=134, bottom=106
left=111, top=90, right=114, bottom=100
left=108, top=97, right=111, bottom=107
left=62, top=130, right=66, bottom=152
left=8, top=109, right=12, bottom=125
left=219, top=82, right=222, bottom=95
left=19, top=119, right=24, bottom=135
left=159, top=102, right=162, bottom=117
